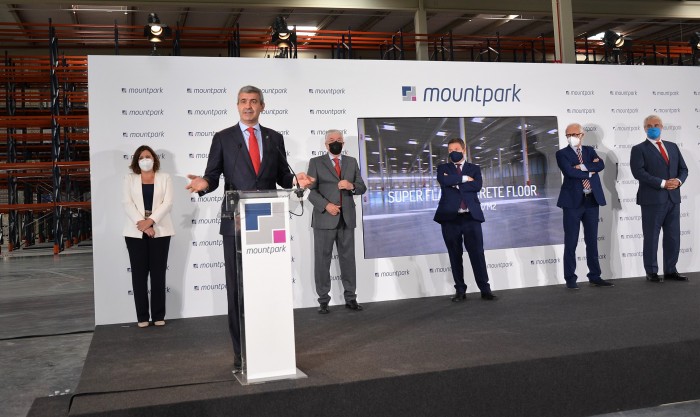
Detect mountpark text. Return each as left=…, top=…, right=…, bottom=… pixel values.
left=422, top=84, right=521, bottom=106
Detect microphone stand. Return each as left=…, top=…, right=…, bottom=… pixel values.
left=274, top=142, right=305, bottom=216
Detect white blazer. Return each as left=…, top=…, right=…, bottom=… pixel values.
left=122, top=172, right=175, bottom=238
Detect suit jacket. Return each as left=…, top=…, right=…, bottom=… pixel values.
left=122, top=172, right=175, bottom=238
left=307, top=154, right=367, bottom=229
left=433, top=161, right=485, bottom=224
left=630, top=139, right=688, bottom=206
left=555, top=145, right=606, bottom=208
left=200, top=123, right=295, bottom=235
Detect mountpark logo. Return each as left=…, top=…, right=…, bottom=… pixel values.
left=402, top=86, right=416, bottom=101
left=245, top=202, right=287, bottom=247
left=186, top=87, right=227, bottom=95
left=403, top=84, right=522, bottom=106
left=121, top=87, right=164, bottom=94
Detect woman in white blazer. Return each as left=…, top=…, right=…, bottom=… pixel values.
left=122, top=145, right=175, bottom=328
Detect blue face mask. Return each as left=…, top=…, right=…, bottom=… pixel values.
left=449, top=151, right=464, bottom=163
left=646, top=127, right=661, bottom=140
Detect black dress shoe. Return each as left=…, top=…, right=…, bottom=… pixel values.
left=590, top=279, right=614, bottom=287
left=664, top=272, right=689, bottom=281
left=233, top=354, right=242, bottom=372
left=345, top=300, right=363, bottom=311
left=318, top=303, right=330, bottom=314
left=646, top=273, right=663, bottom=282
left=451, top=292, right=466, bottom=302
left=481, top=293, right=497, bottom=300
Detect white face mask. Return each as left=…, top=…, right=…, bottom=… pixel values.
left=138, top=158, right=154, bottom=172
left=567, top=137, right=581, bottom=148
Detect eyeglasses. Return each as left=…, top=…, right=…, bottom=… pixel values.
left=565, top=133, right=583, bottom=138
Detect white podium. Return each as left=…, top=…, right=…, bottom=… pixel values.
left=224, top=190, right=307, bottom=385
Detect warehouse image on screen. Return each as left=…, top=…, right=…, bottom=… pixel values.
left=357, top=116, right=564, bottom=259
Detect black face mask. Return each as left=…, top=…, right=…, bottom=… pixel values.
left=449, top=151, right=464, bottom=163
left=328, top=142, right=343, bottom=155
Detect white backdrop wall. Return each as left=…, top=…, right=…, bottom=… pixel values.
left=89, top=56, right=699, bottom=325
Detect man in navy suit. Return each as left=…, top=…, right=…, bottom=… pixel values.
left=186, top=85, right=314, bottom=372
left=433, top=138, right=496, bottom=302
left=556, top=123, right=613, bottom=289
left=630, top=115, right=689, bottom=283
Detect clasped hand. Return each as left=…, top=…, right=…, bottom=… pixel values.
left=338, top=179, right=354, bottom=190
left=325, top=202, right=341, bottom=216
left=136, top=219, right=155, bottom=237
left=665, top=178, right=681, bottom=190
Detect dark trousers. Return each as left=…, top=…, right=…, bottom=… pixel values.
left=223, top=234, right=241, bottom=356
left=641, top=201, right=680, bottom=275
left=562, top=195, right=601, bottom=283
left=440, top=212, right=491, bottom=294
left=125, top=235, right=171, bottom=322
left=313, top=216, right=357, bottom=304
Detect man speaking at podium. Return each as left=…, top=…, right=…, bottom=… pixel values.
left=186, top=85, right=314, bottom=372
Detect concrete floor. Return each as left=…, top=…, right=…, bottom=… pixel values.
left=0, top=249, right=94, bottom=417
left=0, top=248, right=698, bottom=417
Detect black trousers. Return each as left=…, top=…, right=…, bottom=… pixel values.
left=440, top=212, right=491, bottom=294
left=125, top=235, right=171, bottom=322
left=222, top=234, right=241, bottom=356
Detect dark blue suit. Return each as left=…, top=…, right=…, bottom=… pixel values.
left=200, top=123, right=295, bottom=356
left=630, top=139, right=688, bottom=275
left=433, top=162, right=491, bottom=295
left=556, top=145, right=606, bottom=284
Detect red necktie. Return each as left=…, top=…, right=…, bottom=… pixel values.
left=456, top=163, right=467, bottom=210
left=656, top=140, right=669, bottom=165
left=576, top=148, right=591, bottom=190
left=334, top=157, right=342, bottom=205
left=247, top=127, right=261, bottom=175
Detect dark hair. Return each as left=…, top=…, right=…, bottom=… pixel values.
left=447, top=138, right=465, bottom=149
left=129, top=145, right=160, bottom=174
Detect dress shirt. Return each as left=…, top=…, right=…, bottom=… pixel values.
left=570, top=145, right=593, bottom=194
left=646, top=138, right=681, bottom=189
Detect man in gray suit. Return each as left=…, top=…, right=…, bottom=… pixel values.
left=307, top=130, right=367, bottom=314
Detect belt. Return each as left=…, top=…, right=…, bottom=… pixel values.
left=583, top=193, right=592, bottom=198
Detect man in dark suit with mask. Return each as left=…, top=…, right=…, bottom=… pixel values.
left=556, top=123, right=613, bottom=289
left=434, top=138, right=496, bottom=302
left=186, top=85, right=314, bottom=372
left=306, top=130, right=367, bottom=314
left=630, top=114, right=689, bottom=283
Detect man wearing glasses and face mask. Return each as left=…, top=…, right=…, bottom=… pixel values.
left=555, top=123, right=613, bottom=290
left=307, top=130, right=367, bottom=314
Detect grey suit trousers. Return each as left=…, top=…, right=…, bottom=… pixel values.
left=313, top=216, right=357, bottom=304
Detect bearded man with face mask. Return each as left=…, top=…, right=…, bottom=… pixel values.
left=630, top=115, right=689, bottom=283
left=306, top=130, right=367, bottom=314
left=555, top=123, right=612, bottom=290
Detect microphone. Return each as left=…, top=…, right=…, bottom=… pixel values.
left=274, top=140, right=305, bottom=198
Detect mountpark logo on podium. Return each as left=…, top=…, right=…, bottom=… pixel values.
left=245, top=202, right=287, bottom=247
left=402, top=84, right=522, bottom=106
